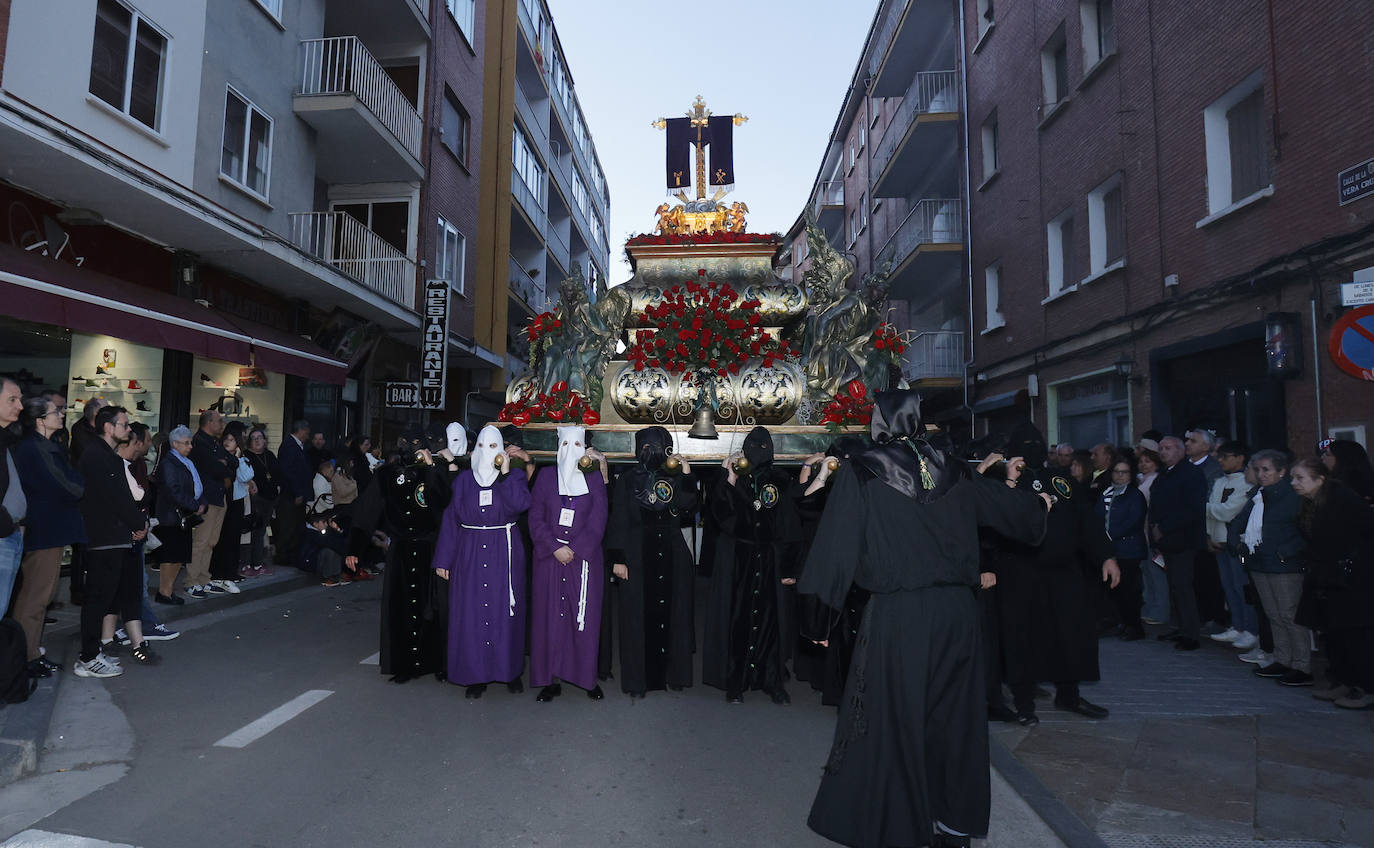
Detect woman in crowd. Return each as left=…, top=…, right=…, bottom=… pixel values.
left=1134, top=442, right=1168, bottom=625
left=1320, top=439, right=1374, bottom=505
left=1069, top=449, right=1095, bottom=488
left=345, top=434, right=374, bottom=494
left=312, top=456, right=336, bottom=514
left=152, top=426, right=208, bottom=605
left=11, top=395, right=85, bottom=678
left=102, top=423, right=160, bottom=665
left=1243, top=450, right=1311, bottom=686
left=1291, top=459, right=1374, bottom=709
left=1095, top=454, right=1149, bottom=640
left=241, top=427, right=278, bottom=576
left=330, top=449, right=360, bottom=525
left=208, top=430, right=253, bottom=595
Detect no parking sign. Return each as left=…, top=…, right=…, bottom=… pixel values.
left=1329, top=304, right=1374, bottom=381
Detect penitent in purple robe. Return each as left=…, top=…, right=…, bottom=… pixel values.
left=528, top=466, right=607, bottom=691
left=432, top=469, right=531, bottom=685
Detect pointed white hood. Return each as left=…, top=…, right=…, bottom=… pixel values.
left=471, top=424, right=504, bottom=487
left=446, top=422, right=468, bottom=457
left=556, top=425, right=589, bottom=496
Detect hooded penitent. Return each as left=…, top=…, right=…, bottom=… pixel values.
left=446, top=422, right=468, bottom=457
left=423, top=421, right=450, bottom=455
left=741, top=425, right=774, bottom=471
left=471, top=424, right=504, bottom=487
left=854, top=390, right=963, bottom=503
left=1004, top=421, right=1049, bottom=471
left=556, top=425, right=589, bottom=497
left=630, top=426, right=673, bottom=510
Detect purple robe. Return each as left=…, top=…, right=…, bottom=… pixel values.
left=432, top=469, right=531, bottom=685
left=528, top=467, right=607, bottom=690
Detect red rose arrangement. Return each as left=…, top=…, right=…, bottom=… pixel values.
left=623, top=271, right=794, bottom=379
left=524, top=311, right=563, bottom=371
left=498, top=381, right=601, bottom=427
left=626, top=232, right=780, bottom=247
left=820, top=379, right=875, bottom=432
left=870, top=322, right=909, bottom=369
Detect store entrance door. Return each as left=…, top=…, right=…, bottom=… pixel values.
left=1154, top=333, right=1287, bottom=449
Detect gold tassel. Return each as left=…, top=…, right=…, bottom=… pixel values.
left=919, top=454, right=935, bottom=490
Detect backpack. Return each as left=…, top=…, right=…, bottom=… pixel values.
left=0, top=618, right=37, bottom=705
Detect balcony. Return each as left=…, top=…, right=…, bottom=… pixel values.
left=872, top=70, right=960, bottom=199
left=294, top=37, right=424, bottom=183
left=877, top=198, right=964, bottom=301
left=288, top=212, right=416, bottom=309
left=545, top=221, right=571, bottom=275
left=902, top=331, right=965, bottom=387
left=813, top=179, right=845, bottom=242
left=323, top=0, right=430, bottom=45
left=515, top=80, right=550, bottom=153
left=509, top=255, right=549, bottom=316
left=511, top=169, right=547, bottom=239
left=868, top=0, right=958, bottom=97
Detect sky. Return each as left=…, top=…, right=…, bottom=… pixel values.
left=545, top=0, right=880, bottom=283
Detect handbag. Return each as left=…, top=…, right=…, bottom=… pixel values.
left=178, top=508, right=205, bottom=530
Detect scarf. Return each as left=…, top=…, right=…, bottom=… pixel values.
left=471, top=424, right=504, bottom=488
left=1242, top=488, right=1265, bottom=553
left=555, top=425, right=589, bottom=497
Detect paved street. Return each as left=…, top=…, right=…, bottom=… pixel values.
left=0, top=580, right=1062, bottom=848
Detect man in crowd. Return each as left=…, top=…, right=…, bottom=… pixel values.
left=1090, top=442, right=1114, bottom=494
left=0, top=377, right=27, bottom=616
left=66, top=396, right=106, bottom=605
left=186, top=410, right=230, bottom=598
left=1150, top=435, right=1209, bottom=650
left=1186, top=429, right=1224, bottom=487
left=1051, top=442, right=1075, bottom=469
left=1185, top=428, right=1227, bottom=629
left=275, top=419, right=313, bottom=567
left=1206, top=441, right=1258, bottom=650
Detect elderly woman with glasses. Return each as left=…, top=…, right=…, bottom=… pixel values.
left=1094, top=454, right=1149, bottom=641
left=151, top=426, right=208, bottom=605
left=10, top=394, right=87, bottom=678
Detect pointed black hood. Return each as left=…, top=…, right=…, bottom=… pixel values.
left=1005, top=421, right=1048, bottom=470
left=742, top=426, right=774, bottom=470
left=854, top=390, right=964, bottom=502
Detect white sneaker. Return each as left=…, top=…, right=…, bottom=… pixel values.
left=114, top=627, right=131, bottom=646
left=204, top=581, right=230, bottom=595
left=74, top=654, right=124, bottom=678
left=1209, top=627, right=1241, bottom=643
left=213, top=578, right=241, bottom=595
left=1238, top=648, right=1272, bottom=665
left=1231, top=631, right=1258, bottom=651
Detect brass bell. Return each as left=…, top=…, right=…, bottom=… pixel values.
left=825, top=457, right=841, bottom=472
left=578, top=455, right=594, bottom=470
left=686, top=406, right=717, bottom=440
left=732, top=456, right=751, bottom=474
left=413, top=449, right=428, bottom=464
left=493, top=454, right=505, bottom=468
left=664, top=455, right=682, bottom=474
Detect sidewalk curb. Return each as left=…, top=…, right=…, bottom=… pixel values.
left=0, top=572, right=316, bottom=789
left=989, top=737, right=1108, bottom=848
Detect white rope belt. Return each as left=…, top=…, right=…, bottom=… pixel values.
left=556, top=535, right=590, bottom=632
left=463, top=522, right=516, bottom=616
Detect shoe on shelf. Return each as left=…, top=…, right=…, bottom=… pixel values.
left=1209, top=627, right=1241, bottom=643
left=1231, top=631, right=1258, bottom=651
left=73, top=654, right=123, bottom=679
left=1254, top=662, right=1290, bottom=679
left=129, top=642, right=161, bottom=666
left=125, top=379, right=146, bottom=393
left=1277, top=669, right=1314, bottom=687
left=1238, top=647, right=1272, bottom=664
left=144, top=624, right=180, bottom=641
left=1313, top=681, right=1348, bottom=701
left=1334, top=688, right=1374, bottom=710
left=187, top=585, right=209, bottom=599
left=536, top=684, right=562, bottom=702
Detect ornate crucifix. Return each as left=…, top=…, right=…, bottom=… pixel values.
left=652, top=96, right=748, bottom=203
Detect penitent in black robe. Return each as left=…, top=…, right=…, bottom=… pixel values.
left=794, top=480, right=869, bottom=707
left=703, top=464, right=802, bottom=698
left=604, top=469, right=699, bottom=696
left=798, top=464, right=1046, bottom=847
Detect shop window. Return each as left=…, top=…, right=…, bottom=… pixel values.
left=89, top=0, right=168, bottom=131
left=220, top=87, right=273, bottom=199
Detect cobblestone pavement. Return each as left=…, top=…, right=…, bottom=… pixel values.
left=991, top=628, right=1374, bottom=848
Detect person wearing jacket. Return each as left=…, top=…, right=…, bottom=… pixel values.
left=242, top=427, right=279, bottom=576
left=1242, top=449, right=1310, bottom=686
left=1095, top=455, right=1149, bottom=641
left=0, top=377, right=27, bottom=620
left=74, top=406, right=148, bottom=678
left=11, top=394, right=83, bottom=678
left=1206, top=441, right=1258, bottom=651
left=152, top=426, right=208, bottom=604
left=1148, top=436, right=1209, bottom=651
left=208, top=430, right=254, bottom=594
left=274, top=419, right=313, bottom=567
left=188, top=411, right=231, bottom=595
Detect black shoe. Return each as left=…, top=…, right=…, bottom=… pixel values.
left=668, top=684, right=684, bottom=692
left=629, top=692, right=645, bottom=700
left=1119, top=627, right=1146, bottom=642
left=1056, top=697, right=1109, bottom=719
left=1254, top=663, right=1290, bottom=679
left=932, top=833, right=972, bottom=848
left=1016, top=711, right=1040, bottom=727
left=1277, top=669, right=1315, bottom=687
left=465, top=684, right=486, bottom=699
left=389, top=674, right=413, bottom=684
left=770, top=688, right=791, bottom=706
left=1157, top=630, right=1183, bottom=642
left=38, top=656, right=61, bottom=672
left=586, top=685, right=604, bottom=700
left=726, top=690, right=744, bottom=704
left=988, top=703, right=1019, bottom=723
left=43, top=616, right=56, bottom=625
left=154, top=592, right=185, bottom=606
left=434, top=671, right=447, bottom=682
left=1174, top=638, right=1201, bottom=651
left=507, top=678, right=524, bottom=694
left=27, top=658, right=53, bottom=679
left=536, top=684, right=562, bottom=702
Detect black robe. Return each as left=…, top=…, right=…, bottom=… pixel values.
left=604, top=469, right=699, bottom=695
left=993, top=468, right=1114, bottom=687
left=794, top=480, right=869, bottom=707
left=799, top=464, right=1047, bottom=846
left=702, top=464, right=801, bottom=696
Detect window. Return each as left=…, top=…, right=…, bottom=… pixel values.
left=436, top=217, right=466, bottom=294
left=984, top=263, right=1005, bottom=330
left=980, top=110, right=999, bottom=181
left=335, top=200, right=410, bottom=254
left=1046, top=208, right=1076, bottom=298
left=512, top=123, right=546, bottom=207
left=860, top=191, right=869, bottom=232
left=441, top=89, right=470, bottom=164
left=1040, top=25, right=1069, bottom=110
left=89, top=0, right=167, bottom=130
left=858, top=125, right=866, bottom=153
left=977, top=0, right=995, bottom=39
left=446, top=0, right=476, bottom=45
left=1202, top=70, right=1271, bottom=214
left=1087, top=174, right=1125, bottom=275
left=253, top=0, right=283, bottom=20
left=1080, top=0, right=1116, bottom=68
left=848, top=210, right=859, bottom=247
left=220, top=87, right=273, bottom=198
left=848, top=140, right=857, bottom=172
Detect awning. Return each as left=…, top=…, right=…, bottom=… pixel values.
left=971, top=389, right=1025, bottom=414
left=0, top=243, right=347, bottom=383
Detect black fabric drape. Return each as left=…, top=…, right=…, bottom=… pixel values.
left=707, top=115, right=734, bottom=188
left=665, top=117, right=691, bottom=193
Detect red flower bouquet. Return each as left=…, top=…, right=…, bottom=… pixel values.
left=623, top=272, right=794, bottom=379
left=524, top=311, right=564, bottom=371
left=498, top=381, right=601, bottom=427
left=625, top=232, right=781, bottom=247
left=819, top=379, right=875, bottom=432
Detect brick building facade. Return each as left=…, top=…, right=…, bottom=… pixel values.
left=966, top=0, right=1374, bottom=453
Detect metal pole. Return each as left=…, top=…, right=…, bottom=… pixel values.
left=1310, top=297, right=1324, bottom=440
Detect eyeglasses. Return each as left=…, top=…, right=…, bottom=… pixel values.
left=1111, top=467, right=1132, bottom=474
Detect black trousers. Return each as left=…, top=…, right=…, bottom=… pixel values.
left=272, top=498, right=305, bottom=566
left=1164, top=549, right=1201, bottom=639
left=1110, top=558, right=1144, bottom=632
left=81, top=547, right=141, bottom=662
